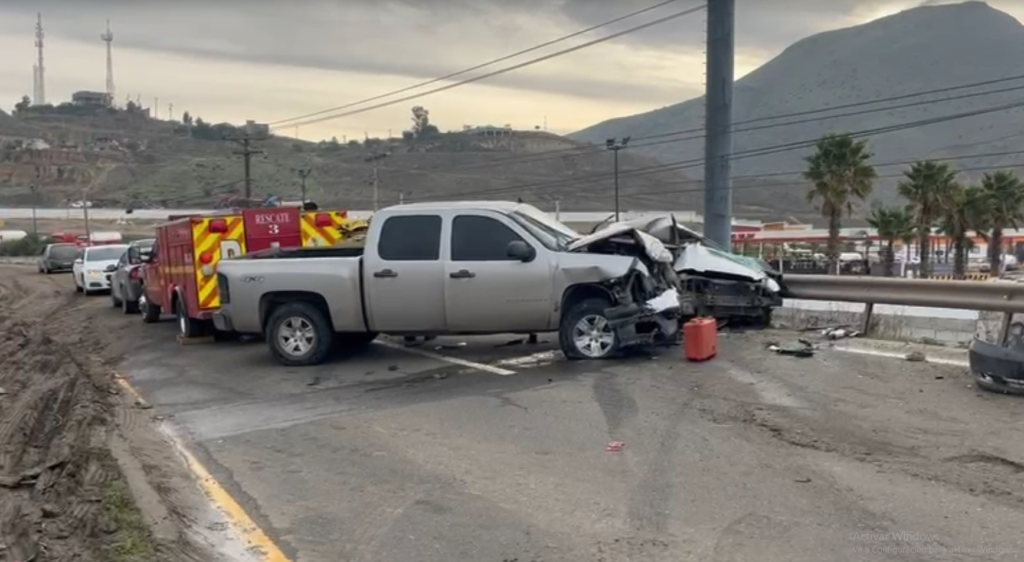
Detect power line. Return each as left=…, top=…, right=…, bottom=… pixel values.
left=275, top=4, right=708, bottom=129
left=268, top=0, right=684, bottom=127
left=407, top=96, right=1024, bottom=201
left=429, top=75, right=1024, bottom=174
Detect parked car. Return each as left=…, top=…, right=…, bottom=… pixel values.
left=109, top=238, right=155, bottom=313
left=215, top=201, right=683, bottom=366
left=73, top=244, right=128, bottom=295
left=38, top=243, right=79, bottom=274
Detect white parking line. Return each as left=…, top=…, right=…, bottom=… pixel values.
left=375, top=340, right=517, bottom=376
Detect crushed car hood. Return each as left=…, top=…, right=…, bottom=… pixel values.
left=568, top=223, right=674, bottom=264
left=588, top=216, right=779, bottom=289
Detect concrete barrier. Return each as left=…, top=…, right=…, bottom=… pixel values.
left=774, top=302, right=977, bottom=346
left=0, top=257, right=37, bottom=265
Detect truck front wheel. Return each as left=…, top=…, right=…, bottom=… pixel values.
left=267, top=302, right=333, bottom=366
left=559, top=298, right=619, bottom=360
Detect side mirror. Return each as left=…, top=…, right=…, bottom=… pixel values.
left=104, top=263, right=117, bottom=273
left=74, top=258, right=83, bottom=265
left=506, top=240, right=535, bottom=262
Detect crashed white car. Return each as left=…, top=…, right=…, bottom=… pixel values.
left=586, top=216, right=783, bottom=325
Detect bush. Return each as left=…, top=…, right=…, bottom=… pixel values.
left=0, top=234, right=47, bottom=256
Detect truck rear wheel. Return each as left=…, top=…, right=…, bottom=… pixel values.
left=267, top=302, right=333, bottom=366
left=559, top=298, right=619, bottom=360
left=140, top=294, right=161, bottom=323
left=176, top=298, right=206, bottom=338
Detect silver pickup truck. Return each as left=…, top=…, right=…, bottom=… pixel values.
left=214, top=201, right=683, bottom=366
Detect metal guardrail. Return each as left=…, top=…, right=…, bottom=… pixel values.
left=783, top=274, right=1024, bottom=313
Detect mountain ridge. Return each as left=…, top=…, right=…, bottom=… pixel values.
left=571, top=1, right=1024, bottom=212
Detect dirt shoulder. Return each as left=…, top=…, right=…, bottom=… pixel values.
left=0, top=265, right=214, bottom=562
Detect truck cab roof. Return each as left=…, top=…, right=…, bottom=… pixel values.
left=385, top=201, right=526, bottom=213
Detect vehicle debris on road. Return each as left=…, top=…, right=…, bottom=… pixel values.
left=768, top=340, right=816, bottom=357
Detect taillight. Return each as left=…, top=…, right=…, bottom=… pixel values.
left=199, top=252, right=213, bottom=264
left=314, top=213, right=334, bottom=227
left=217, top=273, right=230, bottom=304
left=209, top=219, right=228, bottom=233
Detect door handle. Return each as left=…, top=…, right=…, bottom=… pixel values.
left=449, top=269, right=476, bottom=279
left=373, top=269, right=398, bottom=278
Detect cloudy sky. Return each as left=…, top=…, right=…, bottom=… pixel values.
left=1, top=0, right=1023, bottom=141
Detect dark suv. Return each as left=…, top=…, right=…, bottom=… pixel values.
left=38, top=243, right=79, bottom=274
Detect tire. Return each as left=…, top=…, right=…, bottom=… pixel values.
left=75, top=275, right=83, bottom=293
left=334, top=332, right=378, bottom=354
left=559, top=297, right=619, bottom=360
left=122, top=292, right=138, bottom=314
left=176, top=296, right=205, bottom=338
left=266, top=302, right=333, bottom=366
left=140, top=294, right=161, bottom=324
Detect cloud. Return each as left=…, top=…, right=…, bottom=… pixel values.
left=4, top=0, right=1024, bottom=141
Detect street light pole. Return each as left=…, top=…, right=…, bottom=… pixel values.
left=606, top=137, right=630, bottom=221
left=29, top=184, right=38, bottom=236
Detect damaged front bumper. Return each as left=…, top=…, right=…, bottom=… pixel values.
left=969, top=337, right=1024, bottom=394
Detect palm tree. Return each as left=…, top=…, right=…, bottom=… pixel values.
left=897, top=161, right=957, bottom=278
left=939, top=185, right=989, bottom=278
left=804, top=133, right=877, bottom=274
left=867, top=204, right=915, bottom=277
left=981, top=170, right=1024, bottom=275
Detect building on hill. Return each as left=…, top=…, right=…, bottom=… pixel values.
left=71, top=91, right=111, bottom=107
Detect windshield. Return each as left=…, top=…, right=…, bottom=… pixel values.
left=86, top=246, right=127, bottom=261
left=509, top=205, right=577, bottom=251
left=49, top=244, right=78, bottom=259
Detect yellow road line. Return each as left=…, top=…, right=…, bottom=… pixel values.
left=114, top=374, right=292, bottom=562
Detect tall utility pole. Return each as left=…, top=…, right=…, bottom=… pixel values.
left=365, top=153, right=388, bottom=211
left=34, top=13, right=45, bottom=105
left=228, top=133, right=265, bottom=201
left=83, top=188, right=92, bottom=244
left=296, top=168, right=312, bottom=202
left=704, top=0, right=736, bottom=249
left=606, top=137, right=630, bottom=221
left=101, top=20, right=115, bottom=105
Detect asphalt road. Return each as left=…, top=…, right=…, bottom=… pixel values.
left=98, top=304, right=1024, bottom=562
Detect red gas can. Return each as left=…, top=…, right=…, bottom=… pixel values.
left=684, top=317, right=718, bottom=361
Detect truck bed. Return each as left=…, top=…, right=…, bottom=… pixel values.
left=243, top=246, right=365, bottom=260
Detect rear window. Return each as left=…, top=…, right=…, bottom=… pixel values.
left=378, top=215, right=441, bottom=261
left=49, top=245, right=78, bottom=259
left=86, top=246, right=127, bottom=261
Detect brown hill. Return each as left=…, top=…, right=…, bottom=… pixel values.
left=0, top=106, right=761, bottom=215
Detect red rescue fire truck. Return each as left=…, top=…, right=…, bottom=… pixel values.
left=140, top=206, right=363, bottom=337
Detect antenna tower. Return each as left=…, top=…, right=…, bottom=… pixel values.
left=101, top=20, right=115, bottom=105
left=33, top=13, right=45, bottom=105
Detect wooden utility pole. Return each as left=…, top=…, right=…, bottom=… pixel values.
left=296, top=168, right=312, bottom=202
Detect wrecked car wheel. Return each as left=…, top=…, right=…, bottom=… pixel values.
left=560, top=299, right=619, bottom=360
left=267, top=302, right=333, bottom=366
